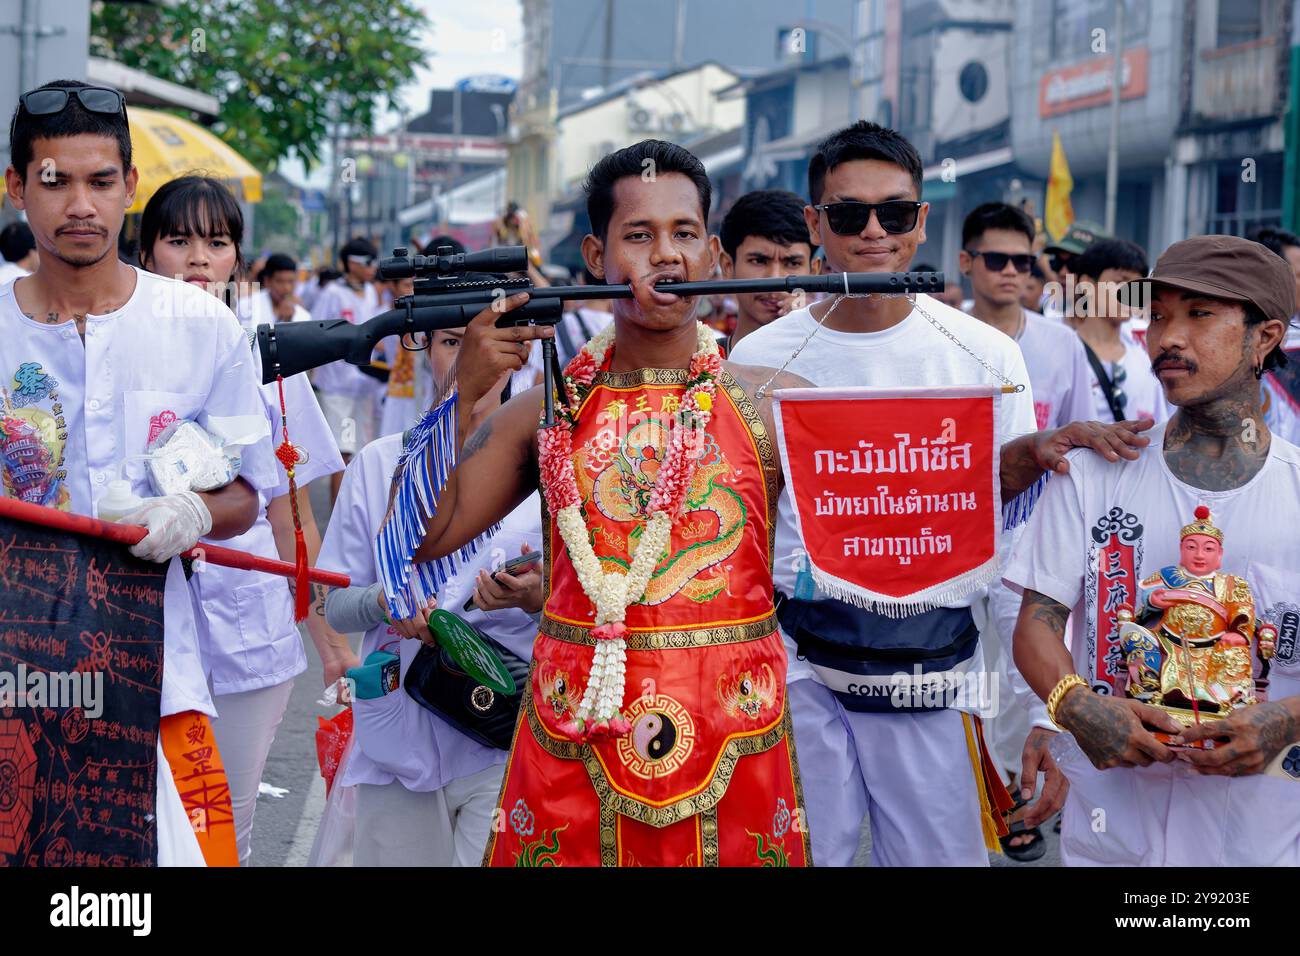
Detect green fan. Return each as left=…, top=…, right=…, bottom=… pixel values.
left=425, top=608, right=517, bottom=695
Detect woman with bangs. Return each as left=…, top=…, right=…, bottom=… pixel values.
left=139, top=175, right=355, bottom=864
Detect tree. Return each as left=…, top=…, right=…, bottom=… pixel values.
left=90, top=0, right=428, bottom=171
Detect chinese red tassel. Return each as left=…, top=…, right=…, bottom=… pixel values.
left=275, top=375, right=311, bottom=621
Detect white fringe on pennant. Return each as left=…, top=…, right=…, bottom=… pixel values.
left=807, top=551, right=1001, bottom=619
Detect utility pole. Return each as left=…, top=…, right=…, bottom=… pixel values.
left=603, top=0, right=615, bottom=88
left=673, top=0, right=686, bottom=69
left=1104, top=0, right=1125, bottom=234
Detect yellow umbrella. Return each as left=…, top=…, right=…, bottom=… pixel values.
left=127, top=106, right=263, bottom=214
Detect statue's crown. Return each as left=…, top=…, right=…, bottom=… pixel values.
left=1180, top=504, right=1223, bottom=542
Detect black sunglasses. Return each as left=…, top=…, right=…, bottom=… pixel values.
left=814, top=200, right=922, bottom=236
left=1048, top=252, right=1073, bottom=273
left=965, top=250, right=1035, bottom=274
left=20, top=86, right=126, bottom=120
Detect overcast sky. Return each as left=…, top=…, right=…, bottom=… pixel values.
left=279, top=0, right=523, bottom=189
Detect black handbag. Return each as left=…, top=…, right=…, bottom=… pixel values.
left=403, top=622, right=530, bottom=750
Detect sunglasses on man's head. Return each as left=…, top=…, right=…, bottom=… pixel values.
left=346, top=254, right=376, bottom=267
left=814, top=200, right=922, bottom=236
left=965, top=250, right=1036, bottom=274
left=20, top=86, right=126, bottom=120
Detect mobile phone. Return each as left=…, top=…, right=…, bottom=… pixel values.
left=462, top=550, right=543, bottom=611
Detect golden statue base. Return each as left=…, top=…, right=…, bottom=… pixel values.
left=1146, top=703, right=1229, bottom=750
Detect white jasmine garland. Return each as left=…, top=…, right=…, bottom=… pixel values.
left=549, top=322, right=722, bottom=738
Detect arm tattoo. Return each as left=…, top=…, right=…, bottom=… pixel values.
left=1024, top=589, right=1069, bottom=639
left=461, top=418, right=493, bottom=461
left=1244, top=701, right=1300, bottom=765
left=1057, top=689, right=1131, bottom=767
left=311, top=582, right=328, bottom=618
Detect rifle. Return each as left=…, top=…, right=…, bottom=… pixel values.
left=256, top=245, right=944, bottom=426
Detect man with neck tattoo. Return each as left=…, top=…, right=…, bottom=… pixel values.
left=1004, top=235, right=1300, bottom=865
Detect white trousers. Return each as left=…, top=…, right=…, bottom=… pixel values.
left=972, top=581, right=1048, bottom=782
left=790, top=678, right=991, bottom=867
left=1051, top=733, right=1300, bottom=866
left=354, top=764, right=505, bottom=867
left=210, top=678, right=295, bottom=865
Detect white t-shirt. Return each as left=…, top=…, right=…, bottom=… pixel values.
left=1084, top=333, right=1171, bottom=424
left=0, top=262, right=28, bottom=287
left=729, top=294, right=1038, bottom=689
left=310, top=280, right=382, bottom=397
left=297, top=278, right=325, bottom=314
left=322, top=433, right=542, bottom=792
left=1003, top=421, right=1300, bottom=697
left=191, top=342, right=345, bottom=696
left=1002, top=424, right=1300, bottom=861
left=1016, top=309, right=1096, bottom=429
left=238, top=288, right=310, bottom=327
left=0, top=268, right=280, bottom=717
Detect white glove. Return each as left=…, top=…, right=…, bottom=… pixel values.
left=121, top=491, right=213, bottom=563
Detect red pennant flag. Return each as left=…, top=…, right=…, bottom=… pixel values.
left=774, top=385, right=1004, bottom=616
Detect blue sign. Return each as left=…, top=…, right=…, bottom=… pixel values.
left=300, top=189, right=327, bottom=212
left=454, top=74, right=517, bottom=95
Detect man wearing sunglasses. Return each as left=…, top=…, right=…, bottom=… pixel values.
left=730, top=120, right=1154, bottom=867
left=1, top=80, right=280, bottom=865
left=962, top=203, right=1094, bottom=432
left=310, top=236, right=384, bottom=500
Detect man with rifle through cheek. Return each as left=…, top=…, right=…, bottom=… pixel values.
left=397, top=140, right=817, bottom=867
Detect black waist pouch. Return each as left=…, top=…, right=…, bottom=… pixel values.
left=775, top=593, right=980, bottom=713
left=403, top=630, right=529, bottom=750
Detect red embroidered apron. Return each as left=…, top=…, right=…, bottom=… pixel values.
left=485, top=368, right=809, bottom=866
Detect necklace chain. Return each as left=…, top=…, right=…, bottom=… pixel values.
left=756, top=295, right=1023, bottom=398
left=914, top=299, right=1022, bottom=390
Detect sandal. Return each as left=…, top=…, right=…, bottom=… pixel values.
left=999, top=791, right=1047, bottom=862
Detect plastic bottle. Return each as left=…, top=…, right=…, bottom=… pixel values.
left=96, top=479, right=144, bottom=522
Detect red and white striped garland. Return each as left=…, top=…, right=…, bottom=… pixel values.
left=538, top=322, right=722, bottom=742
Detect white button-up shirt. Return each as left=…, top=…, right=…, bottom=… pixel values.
left=0, top=268, right=279, bottom=716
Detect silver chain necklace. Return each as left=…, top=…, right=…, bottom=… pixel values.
left=756, top=295, right=1024, bottom=400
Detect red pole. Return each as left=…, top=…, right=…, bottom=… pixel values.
left=0, top=496, right=350, bottom=588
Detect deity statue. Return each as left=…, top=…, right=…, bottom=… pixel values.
left=1117, top=506, right=1277, bottom=728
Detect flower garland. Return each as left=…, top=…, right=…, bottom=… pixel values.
left=538, top=321, right=722, bottom=743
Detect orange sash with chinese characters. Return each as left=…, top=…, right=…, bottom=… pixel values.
left=485, top=368, right=809, bottom=867
left=160, top=711, right=237, bottom=867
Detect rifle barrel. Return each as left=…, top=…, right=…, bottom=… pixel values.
left=397, top=271, right=943, bottom=309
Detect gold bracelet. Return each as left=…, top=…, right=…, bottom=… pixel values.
left=1046, top=673, right=1090, bottom=728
